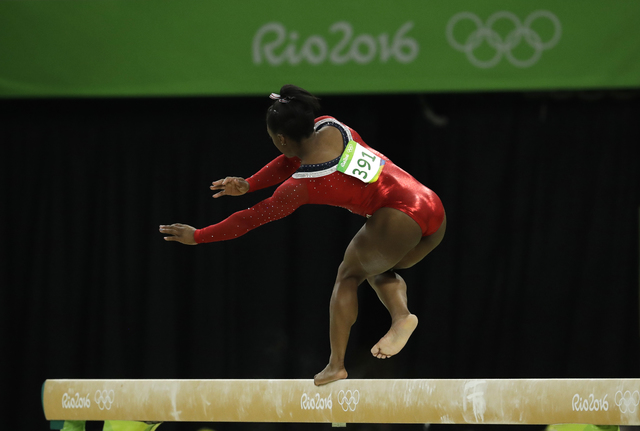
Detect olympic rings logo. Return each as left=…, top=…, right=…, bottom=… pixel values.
left=94, top=389, right=115, bottom=410
left=446, top=10, right=561, bottom=68
left=337, top=389, right=359, bottom=412
left=615, top=390, right=640, bottom=413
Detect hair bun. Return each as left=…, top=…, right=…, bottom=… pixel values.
left=266, top=85, right=321, bottom=142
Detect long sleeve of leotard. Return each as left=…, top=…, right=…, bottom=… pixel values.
left=245, top=155, right=301, bottom=192
left=193, top=179, right=308, bottom=243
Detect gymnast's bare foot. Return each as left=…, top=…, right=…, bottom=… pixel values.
left=371, top=314, right=418, bottom=359
left=314, top=363, right=348, bottom=386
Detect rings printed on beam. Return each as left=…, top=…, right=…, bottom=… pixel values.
left=615, top=391, right=640, bottom=414
left=337, top=390, right=360, bottom=412
left=94, top=390, right=115, bottom=410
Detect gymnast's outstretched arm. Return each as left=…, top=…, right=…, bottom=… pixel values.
left=160, top=179, right=309, bottom=245
left=210, top=154, right=300, bottom=198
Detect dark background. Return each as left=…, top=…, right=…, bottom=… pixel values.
left=1, top=91, right=639, bottom=431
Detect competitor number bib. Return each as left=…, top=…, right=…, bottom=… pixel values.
left=337, top=140, right=386, bottom=183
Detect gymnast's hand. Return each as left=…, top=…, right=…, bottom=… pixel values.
left=159, top=223, right=197, bottom=245
left=210, top=177, right=249, bottom=198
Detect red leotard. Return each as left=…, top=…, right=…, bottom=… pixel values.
left=194, top=116, right=444, bottom=243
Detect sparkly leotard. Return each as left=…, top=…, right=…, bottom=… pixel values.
left=194, top=116, right=444, bottom=243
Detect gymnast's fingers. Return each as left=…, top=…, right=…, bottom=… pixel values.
left=210, top=179, right=225, bottom=190
left=159, top=224, right=176, bottom=236
left=159, top=223, right=188, bottom=235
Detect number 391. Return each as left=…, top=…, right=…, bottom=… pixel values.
left=351, top=152, right=377, bottom=179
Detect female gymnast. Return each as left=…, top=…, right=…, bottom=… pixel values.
left=159, top=85, right=446, bottom=386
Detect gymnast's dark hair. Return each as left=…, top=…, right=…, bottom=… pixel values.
left=266, top=85, right=321, bottom=143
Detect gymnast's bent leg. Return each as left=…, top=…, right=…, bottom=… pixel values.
left=314, top=207, right=424, bottom=386
left=367, top=214, right=446, bottom=359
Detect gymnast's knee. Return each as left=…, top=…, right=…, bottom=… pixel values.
left=335, top=261, right=367, bottom=287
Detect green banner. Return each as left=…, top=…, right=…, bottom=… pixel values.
left=1, top=0, right=639, bottom=97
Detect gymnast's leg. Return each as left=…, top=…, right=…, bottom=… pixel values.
left=368, top=214, right=446, bottom=359
left=314, top=208, right=423, bottom=386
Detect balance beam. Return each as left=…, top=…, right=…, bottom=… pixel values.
left=42, top=379, right=640, bottom=425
